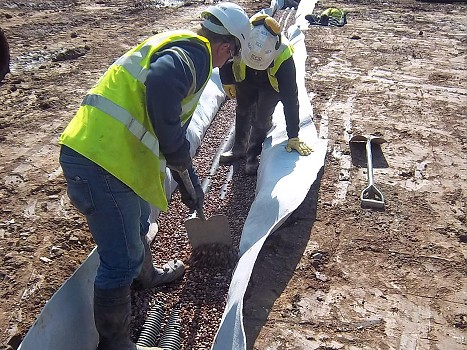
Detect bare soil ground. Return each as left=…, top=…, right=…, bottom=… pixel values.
left=0, top=0, right=466, bottom=349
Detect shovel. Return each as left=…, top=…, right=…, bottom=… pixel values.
left=350, top=135, right=386, bottom=209
left=177, top=169, right=232, bottom=250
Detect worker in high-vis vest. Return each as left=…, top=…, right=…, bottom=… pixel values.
left=58, top=3, right=250, bottom=350
left=219, top=14, right=313, bottom=175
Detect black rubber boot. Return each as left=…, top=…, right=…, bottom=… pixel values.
left=244, top=117, right=270, bottom=176
left=219, top=135, right=248, bottom=164
left=245, top=155, right=259, bottom=176
left=94, top=285, right=162, bottom=350
left=244, top=134, right=262, bottom=176
left=219, top=148, right=244, bottom=164
left=133, top=238, right=185, bottom=290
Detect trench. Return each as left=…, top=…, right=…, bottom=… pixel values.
left=17, top=1, right=328, bottom=349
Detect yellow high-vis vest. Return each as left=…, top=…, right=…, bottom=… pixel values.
left=59, top=31, right=212, bottom=211
left=232, top=36, right=293, bottom=92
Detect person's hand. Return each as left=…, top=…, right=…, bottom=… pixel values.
left=170, top=167, right=204, bottom=211
left=285, top=137, right=313, bottom=156
left=180, top=182, right=204, bottom=211
left=223, top=84, right=236, bottom=99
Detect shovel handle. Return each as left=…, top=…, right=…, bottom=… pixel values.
left=177, top=169, right=206, bottom=220
left=365, top=138, right=375, bottom=186
left=350, top=135, right=387, bottom=209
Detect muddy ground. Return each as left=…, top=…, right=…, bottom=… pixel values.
left=0, top=0, right=466, bottom=349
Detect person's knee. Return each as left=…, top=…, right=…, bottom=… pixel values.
left=236, top=105, right=252, bottom=119
left=252, top=116, right=273, bottom=132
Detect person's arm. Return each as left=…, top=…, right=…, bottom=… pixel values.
left=275, top=56, right=300, bottom=139
left=276, top=55, right=313, bottom=156
left=220, top=59, right=236, bottom=98
left=219, top=59, right=235, bottom=84
left=145, top=41, right=210, bottom=167
left=146, top=51, right=191, bottom=167
left=145, top=41, right=210, bottom=207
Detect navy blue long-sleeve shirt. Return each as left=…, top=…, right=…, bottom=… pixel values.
left=145, top=39, right=211, bottom=166
left=220, top=55, right=300, bottom=139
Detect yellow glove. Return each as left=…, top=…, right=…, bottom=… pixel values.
left=285, top=137, right=313, bottom=156
left=223, top=84, right=236, bottom=99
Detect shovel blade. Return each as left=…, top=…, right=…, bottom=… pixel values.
left=349, top=135, right=368, bottom=143
left=350, top=135, right=387, bottom=145
left=185, top=214, right=232, bottom=250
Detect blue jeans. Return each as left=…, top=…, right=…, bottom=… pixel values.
left=59, top=145, right=151, bottom=289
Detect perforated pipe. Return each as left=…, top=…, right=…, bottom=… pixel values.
left=158, top=307, right=182, bottom=350
left=136, top=301, right=165, bottom=347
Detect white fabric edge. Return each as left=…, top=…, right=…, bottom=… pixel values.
left=211, top=7, right=326, bottom=349
left=18, top=248, right=100, bottom=350
left=296, top=0, right=319, bottom=29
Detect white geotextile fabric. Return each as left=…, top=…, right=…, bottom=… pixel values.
left=211, top=4, right=326, bottom=348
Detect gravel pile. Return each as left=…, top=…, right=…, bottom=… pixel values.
left=188, top=243, right=239, bottom=269
left=131, top=98, right=257, bottom=349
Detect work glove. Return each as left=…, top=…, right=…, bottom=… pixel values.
left=285, top=137, right=313, bottom=156
left=223, top=84, right=236, bottom=99
left=170, top=167, right=204, bottom=211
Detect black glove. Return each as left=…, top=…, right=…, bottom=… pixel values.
left=170, top=167, right=204, bottom=211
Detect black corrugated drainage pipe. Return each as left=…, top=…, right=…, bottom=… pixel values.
left=136, top=301, right=165, bottom=347
left=157, top=307, right=182, bottom=350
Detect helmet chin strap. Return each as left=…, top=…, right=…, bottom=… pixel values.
left=274, top=32, right=281, bottom=50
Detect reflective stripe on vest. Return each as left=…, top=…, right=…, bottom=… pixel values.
left=114, top=37, right=198, bottom=120
left=115, top=42, right=196, bottom=93
left=82, top=94, right=161, bottom=160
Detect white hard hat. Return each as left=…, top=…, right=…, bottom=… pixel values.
left=241, top=14, right=282, bottom=70
left=201, top=2, right=250, bottom=49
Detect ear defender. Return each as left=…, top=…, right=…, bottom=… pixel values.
left=251, top=14, right=282, bottom=50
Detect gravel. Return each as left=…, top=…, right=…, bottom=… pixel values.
left=131, top=98, right=257, bottom=349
